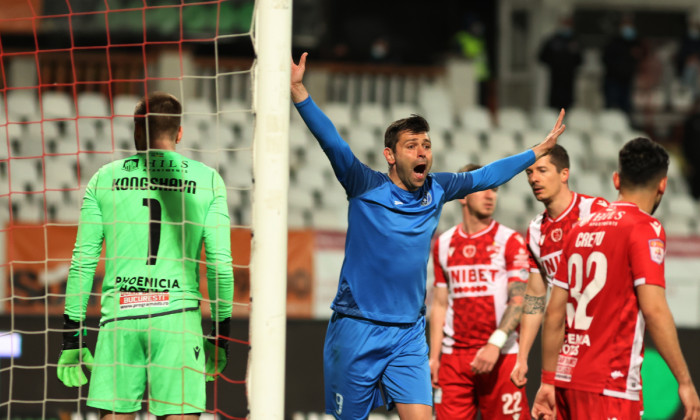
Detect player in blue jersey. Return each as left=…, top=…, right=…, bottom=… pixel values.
left=291, top=53, right=566, bottom=420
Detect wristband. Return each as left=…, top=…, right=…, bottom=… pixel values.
left=541, top=370, right=556, bottom=385
left=62, top=314, right=87, bottom=350
left=208, top=318, right=231, bottom=349
left=487, top=329, right=508, bottom=349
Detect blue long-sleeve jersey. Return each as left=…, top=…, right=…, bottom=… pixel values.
left=295, top=97, right=536, bottom=323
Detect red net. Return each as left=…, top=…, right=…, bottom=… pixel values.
left=1, top=1, right=254, bottom=418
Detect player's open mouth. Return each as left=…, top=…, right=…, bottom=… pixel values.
left=414, top=164, right=427, bottom=177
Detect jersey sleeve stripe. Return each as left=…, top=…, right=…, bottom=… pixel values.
left=633, top=278, right=646, bottom=286
left=552, top=279, right=569, bottom=290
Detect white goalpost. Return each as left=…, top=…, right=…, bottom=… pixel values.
left=249, top=0, right=292, bottom=419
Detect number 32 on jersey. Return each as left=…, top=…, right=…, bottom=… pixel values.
left=566, top=251, right=607, bottom=331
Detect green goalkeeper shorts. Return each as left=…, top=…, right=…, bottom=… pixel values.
left=87, top=308, right=206, bottom=415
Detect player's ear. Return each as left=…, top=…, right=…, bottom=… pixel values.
left=612, top=172, right=620, bottom=190
left=658, top=176, right=668, bottom=195
left=383, top=147, right=396, bottom=165
left=560, top=167, right=570, bottom=183
left=176, top=126, right=183, bottom=144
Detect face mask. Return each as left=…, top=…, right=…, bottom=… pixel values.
left=558, top=28, right=573, bottom=37
left=371, top=44, right=388, bottom=60
left=621, top=26, right=636, bottom=40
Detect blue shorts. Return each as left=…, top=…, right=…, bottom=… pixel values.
left=323, top=312, right=432, bottom=419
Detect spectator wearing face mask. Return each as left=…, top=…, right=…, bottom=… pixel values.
left=538, top=15, right=583, bottom=110
left=676, top=15, right=700, bottom=100
left=602, top=13, right=645, bottom=115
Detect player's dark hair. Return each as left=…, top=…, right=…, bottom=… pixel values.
left=458, top=163, right=482, bottom=173
left=459, top=163, right=499, bottom=191
left=618, top=137, right=669, bottom=189
left=134, top=92, right=182, bottom=150
left=546, top=144, right=570, bottom=173
left=384, top=114, right=430, bottom=151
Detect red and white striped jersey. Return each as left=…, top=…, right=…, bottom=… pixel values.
left=552, top=202, right=666, bottom=401
left=433, top=220, right=529, bottom=354
left=527, top=193, right=609, bottom=286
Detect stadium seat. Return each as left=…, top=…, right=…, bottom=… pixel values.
left=419, top=85, right=455, bottom=131
left=356, top=103, right=388, bottom=130
left=183, top=97, right=216, bottom=129
left=288, top=184, right=316, bottom=213
left=531, top=107, right=559, bottom=131
left=565, top=108, right=596, bottom=134
left=44, top=155, right=79, bottom=191
left=347, top=126, right=379, bottom=156
left=571, top=173, right=607, bottom=198
left=10, top=124, right=44, bottom=158
left=442, top=152, right=473, bottom=173
left=496, top=107, right=530, bottom=133
left=79, top=152, right=112, bottom=183
left=595, top=109, right=630, bottom=136
left=77, top=92, right=110, bottom=117
left=320, top=184, right=347, bottom=211
left=323, top=102, right=354, bottom=131
left=459, top=106, right=493, bottom=134
left=288, top=207, right=309, bottom=228
left=294, top=165, right=328, bottom=192
left=389, top=103, right=423, bottom=122
left=288, top=123, right=309, bottom=148
left=449, top=129, right=481, bottom=158
left=589, top=133, right=620, bottom=171
left=7, top=89, right=40, bottom=122
left=485, top=131, right=520, bottom=156
left=669, top=195, right=698, bottom=219
left=11, top=195, right=46, bottom=222
left=663, top=216, right=694, bottom=236
left=112, top=94, right=140, bottom=127
left=41, top=91, right=75, bottom=119
left=311, top=207, right=348, bottom=231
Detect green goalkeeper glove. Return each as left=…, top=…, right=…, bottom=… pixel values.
left=57, top=315, right=94, bottom=387
left=204, top=318, right=230, bottom=382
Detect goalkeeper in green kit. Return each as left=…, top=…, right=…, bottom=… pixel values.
left=57, top=92, right=234, bottom=419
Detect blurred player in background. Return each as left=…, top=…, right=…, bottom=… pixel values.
left=430, top=164, right=531, bottom=420
left=532, top=137, right=700, bottom=420
left=57, top=92, right=234, bottom=419
left=510, top=145, right=608, bottom=388
left=291, top=52, right=567, bottom=420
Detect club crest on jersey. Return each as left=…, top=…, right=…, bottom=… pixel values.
left=462, top=244, right=476, bottom=258
left=486, top=244, right=500, bottom=256
left=123, top=158, right=139, bottom=172
left=648, top=239, right=665, bottom=264
left=550, top=228, right=563, bottom=242
left=420, top=191, right=432, bottom=206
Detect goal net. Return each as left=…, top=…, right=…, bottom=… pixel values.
left=0, top=1, right=290, bottom=419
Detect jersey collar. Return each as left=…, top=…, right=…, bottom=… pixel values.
left=457, top=219, right=497, bottom=239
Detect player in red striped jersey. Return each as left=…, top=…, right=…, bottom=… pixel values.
left=532, top=137, right=700, bottom=420
left=510, top=145, right=608, bottom=388
left=430, top=164, right=531, bottom=420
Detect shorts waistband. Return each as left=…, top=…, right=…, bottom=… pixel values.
left=99, top=306, right=199, bottom=327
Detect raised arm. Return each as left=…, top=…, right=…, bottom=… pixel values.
left=291, top=52, right=309, bottom=104
left=639, top=284, right=700, bottom=420
left=531, top=109, right=566, bottom=160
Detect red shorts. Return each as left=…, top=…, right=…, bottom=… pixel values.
left=435, top=349, right=531, bottom=420
left=555, top=387, right=642, bottom=420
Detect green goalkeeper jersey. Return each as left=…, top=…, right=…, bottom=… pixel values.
left=64, top=150, right=234, bottom=324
